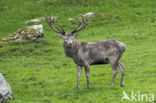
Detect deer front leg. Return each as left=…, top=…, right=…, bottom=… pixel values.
left=77, top=65, right=82, bottom=88
left=84, top=63, right=91, bottom=89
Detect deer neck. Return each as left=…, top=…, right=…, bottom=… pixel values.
left=63, top=40, right=80, bottom=58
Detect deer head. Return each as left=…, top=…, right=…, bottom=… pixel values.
left=46, top=16, right=87, bottom=47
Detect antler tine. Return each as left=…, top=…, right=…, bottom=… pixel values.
left=85, top=16, right=88, bottom=22
left=45, top=16, right=53, bottom=25
left=59, top=24, right=65, bottom=34
left=77, top=17, right=81, bottom=25
left=45, top=16, right=65, bottom=35
left=71, top=16, right=87, bottom=34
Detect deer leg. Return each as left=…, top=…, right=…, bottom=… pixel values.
left=110, top=63, right=118, bottom=87
left=77, top=65, right=82, bottom=88
left=118, top=61, right=125, bottom=87
left=84, top=64, right=90, bottom=89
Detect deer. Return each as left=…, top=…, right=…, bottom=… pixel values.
left=46, top=16, right=126, bottom=89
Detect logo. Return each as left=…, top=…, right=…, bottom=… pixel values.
left=122, top=91, right=155, bottom=102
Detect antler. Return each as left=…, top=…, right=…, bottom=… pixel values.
left=71, top=16, right=88, bottom=34
left=45, top=16, right=65, bottom=35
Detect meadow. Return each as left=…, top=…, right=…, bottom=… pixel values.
left=0, top=0, right=156, bottom=103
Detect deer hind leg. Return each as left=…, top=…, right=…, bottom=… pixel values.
left=117, top=61, right=125, bottom=87
left=110, top=60, right=118, bottom=87
left=77, top=65, right=82, bottom=88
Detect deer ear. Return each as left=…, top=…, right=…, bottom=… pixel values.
left=73, top=33, right=79, bottom=37
left=58, top=33, right=66, bottom=39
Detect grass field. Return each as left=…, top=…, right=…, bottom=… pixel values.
left=0, top=0, right=156, bottom=103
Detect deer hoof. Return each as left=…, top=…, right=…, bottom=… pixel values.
left=120, top=84, right=124, bottom=87
left=77, top=85, right=80, bottom=88
left=110, top=84, right=114, bottom=87
left=87, top=86, right=91, bottom=89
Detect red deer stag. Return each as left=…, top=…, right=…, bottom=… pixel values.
left=46, top=16, right=126, bottom=89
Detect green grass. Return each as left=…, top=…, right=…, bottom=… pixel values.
left=0, top=0, right=156, bottom=103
